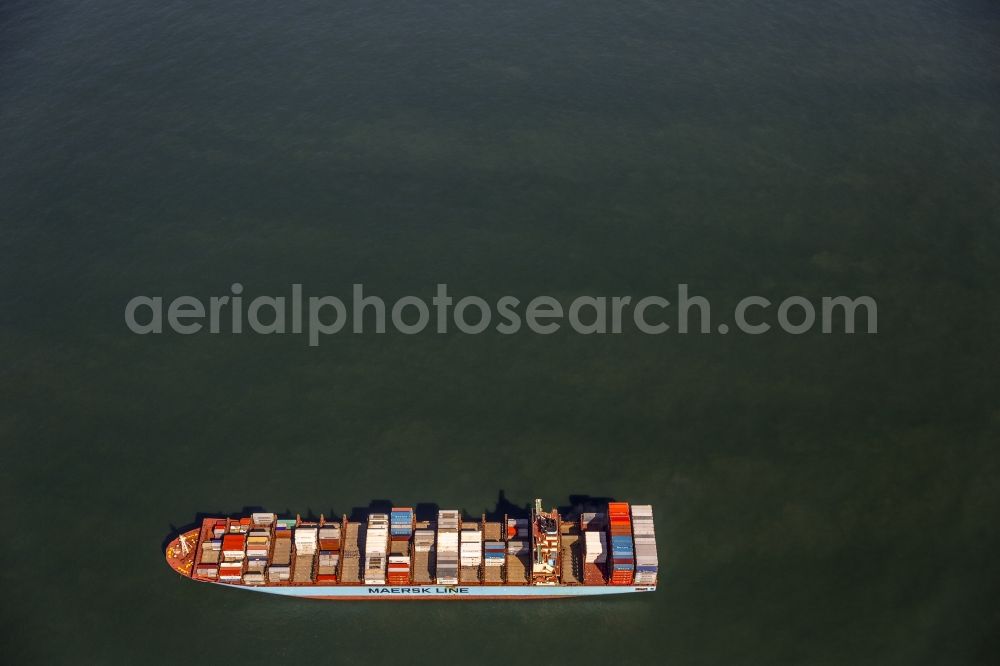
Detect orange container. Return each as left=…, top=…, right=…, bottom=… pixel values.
left=222, top=534, right=246, bottom=550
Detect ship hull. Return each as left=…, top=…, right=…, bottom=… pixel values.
left=211, top=582, right=656, bottom=600
left=165, top=499, right=662, bottom=600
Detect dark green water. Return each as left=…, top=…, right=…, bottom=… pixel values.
left=3, top=0, right=999, bottom=663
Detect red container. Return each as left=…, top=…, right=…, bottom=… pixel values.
left=222, top=534, right=246, bottom=550
left=317, top=574, right=337, bottom=583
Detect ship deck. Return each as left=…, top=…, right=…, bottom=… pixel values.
left=165, top=502, right=658, bottom=594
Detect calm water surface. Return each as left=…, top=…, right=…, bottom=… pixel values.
left=2, top=1, right=999, bottom=663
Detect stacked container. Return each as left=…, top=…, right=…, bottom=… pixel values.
left=194, top=563, right=219, bottom=579
left=246, top=528, right=270, bottom=579
left=316, top=523, right=341, bottom=583
left=414, top=529, right=435, bottom=552
left=484, top=542, right=505, bottom=565
left=582, top=531, right=607, bottom=584
left=484, top=541, right=505, bottom=581
left=436, top=510, right=460, bottom=585
left=293, top=527, right=318, bottom=583
left=630, top=505, right=658, bottom=585
left=246, top=529, right=270, bottom=558
left=317, top=551, right=339, bottom=583
left=413, top=529, right=435, bottom=583
left=221, top=534, right=246, bottom=561
left=267, top=564, right=290, bottom=582
left=195, top=537, right=221, bottom=579
left=243, top=572, right=265, bottom=585
left=294, top=528, right=318, bottom=555
left=506, top=518, right=528, bottom=539
left=251, top=512, right=275, bottom=527
left=390, top=508, right=414, bottom=541
left=460, top=527, right=482, bottom=582
left=199, top=539, right=221, bottom=565
left=319, top=525, right=341, bottom=551
left=364, top=514, right=389, bottom=584
left=387, top=555, right=411, bottom=584
left=246, top=557, right=266, bottom=574
left=460, top=529, right=482, bottom=567
left=607, top=502, right=634, bottom=585
left=219, top=561, right=243, bottom=581
left=220, top=530, right=244, bottom=581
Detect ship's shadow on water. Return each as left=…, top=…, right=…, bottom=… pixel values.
left=161, top=491, right=618, bottom=552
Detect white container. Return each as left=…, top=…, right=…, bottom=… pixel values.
left=267, top=565, right=290, bottom=582
left=584, top=532, right=608, bottom=563
left=414, top=530, right=436, bottom=552
left=295, top=528, right=318, bottom=543
left=438, top=510, right=460, bottom=531
left=437, top=532, right=459, bottom=550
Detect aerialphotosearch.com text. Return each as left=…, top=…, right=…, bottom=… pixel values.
left=125, top=282, right=878, bottom=347
left=124, top=283, right=878, bottom=346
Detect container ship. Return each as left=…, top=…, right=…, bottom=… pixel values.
left=165, top=499, right=659, bottom=600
